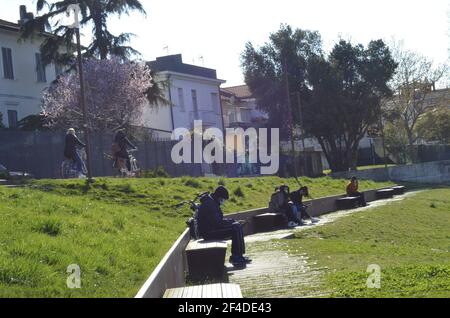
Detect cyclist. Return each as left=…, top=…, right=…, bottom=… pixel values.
left=63, top=128, right=86, bottom=176
left=112, top=129, right=137, bottom=173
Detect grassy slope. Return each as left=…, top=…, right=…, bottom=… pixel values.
left=0, top=176, right=394, bottom=297
left=284, top=188, right=450, bottom=297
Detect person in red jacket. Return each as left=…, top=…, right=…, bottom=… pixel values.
left=346, top=176, right=366, bottom=207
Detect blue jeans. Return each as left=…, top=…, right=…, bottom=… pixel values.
left=73, top=151, right=85, bottom=174
left=292, top=204, right=310, bottom=220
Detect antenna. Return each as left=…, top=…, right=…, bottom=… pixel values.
left=163, top=45, right=169, bottom=55
left=198, top=55, right=204, bottom=66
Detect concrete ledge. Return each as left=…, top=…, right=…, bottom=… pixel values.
left=135, top=228, right=190, bottom=298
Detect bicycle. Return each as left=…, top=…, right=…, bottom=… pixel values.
left=61, top=149, right=87, bottom=179
left=113, top=149, right=140, bottom=178
left=173, top=192, right=210, bottom=240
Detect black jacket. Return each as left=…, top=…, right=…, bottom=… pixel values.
left=197, top=194, right=227, bottom=237
left=64, top=134, right=85, bottom=159
left=114, top=132, right=136, bottom=158
left=289, top=190, right=304, bottom=205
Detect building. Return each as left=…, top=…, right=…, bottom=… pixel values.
left=0, top=6, right=60, bottom=128
left=141, top=54, right=226, bottom=139
left=220, top=84, right=267, bottom=129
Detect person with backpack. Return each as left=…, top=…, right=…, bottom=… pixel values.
left=197, top=186, right=251, bottom=268
left=290, top=186, right=320, bottom=225
left=112, top=129, right=137, bottom=172
left=64, top=128, right=86, bottom=176
left=268, top=185, right=302, bottom=227
left=346, top=176, right=367, bottom=207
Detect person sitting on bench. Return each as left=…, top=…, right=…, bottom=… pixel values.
left=290, top=186, right=320, bottom=224
left=269, top=185, right=302, bottom=227
left=197, top=186, right=251, bottom=268
left=346, top=176, right=366, bottom=207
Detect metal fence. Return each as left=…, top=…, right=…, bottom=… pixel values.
left=0, top=131, right=203, bottom=179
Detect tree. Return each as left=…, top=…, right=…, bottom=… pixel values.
left=303, top=40, right=397, bottom=172
left=383, top=45, right=448, bottom=160
left=42, top=58, right=154, bottom=132
left=241, top=24, right=322, bottom=139
left=20, top=0, right=146, bottom=66
left=416, top=108, right=450, bottom=144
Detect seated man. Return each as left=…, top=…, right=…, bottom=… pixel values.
left=290, top=186, right=320, bottom=224
left=269, top=185, right=302, bottom=227
left=197, top=186, right=251, bottom=268
left=346, top=176, right=367, bottom=207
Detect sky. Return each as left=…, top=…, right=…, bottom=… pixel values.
left=1, top=0, right=449, bottom=87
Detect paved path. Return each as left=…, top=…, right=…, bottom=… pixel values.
left=226, top=191, right=420, bottom=298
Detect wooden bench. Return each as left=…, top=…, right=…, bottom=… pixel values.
left=163, top=283, right=242, bottom=298
left=391, top=185, right=405, bottom=195
left=185, top=240, right=227, bottom=280
left=336, top=197, right=360, bottom=210
left=376, top=188, right=395, bottom=199
left=253, top=212, right=286, bottom=233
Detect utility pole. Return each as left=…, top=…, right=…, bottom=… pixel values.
left=283, top=55, right=298, bottom=178
left=69, top=4, right=93, bottom=182
left=378, top=102, right=389, bottom=179
left=296, top=91, right=307, bottom=175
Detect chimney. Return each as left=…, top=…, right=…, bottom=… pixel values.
left=20, top=5, right=27, bottom=20
left=18, top=5, right=34, bottom=26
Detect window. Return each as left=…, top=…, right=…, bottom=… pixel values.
left=35, top=53, right=47, bottom=82
left=7, top=110, right=18, bottom=128
left=191, top=89, right=199, bottom=119
left=2, top=47, right=14, bottom=79
left=211, top=93, right=219, bottom=113
left=177, top=87, right=185, bottom=111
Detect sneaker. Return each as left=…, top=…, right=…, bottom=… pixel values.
left=229, top=256, right=247, bottom=268
left=297, top=219, right=305, bottom=226
left=310, top=217, right=320, bottom=223
left=287, top=221, right=297, bottom=228
left=242, top=256, right=252, bottom=263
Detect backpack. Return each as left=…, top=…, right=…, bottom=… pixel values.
left=268, top=190, right=286, bottom=213
left=111, top=142, right=121, bottom=155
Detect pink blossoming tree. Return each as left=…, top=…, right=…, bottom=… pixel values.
left=42, top=58, right=159, bottom=132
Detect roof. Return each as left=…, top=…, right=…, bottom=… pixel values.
left=0, top=18, right=54, bottom=38
left=221, top=85, right=253, bottom=98
left=0, top=18, right=20, bottom=31
left=147, top=54, right=218, bottom=80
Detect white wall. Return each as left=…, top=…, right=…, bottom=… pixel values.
left=141, top=72, right=224, bottom=138
left=0, top=28, right=57, bottom=127
left=170, top=74, right=223, bottom=131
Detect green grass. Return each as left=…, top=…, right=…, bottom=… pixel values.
left=283, top=188, right=450, bottom=297
left=0, top=176, right=394, bottom=297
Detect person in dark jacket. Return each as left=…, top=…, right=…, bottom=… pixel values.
left=197, top=186, right=251, bottom=268
left=273, top=185, right=303, bottom=227
left=64, top=128, right=86, bottom=174
left=290, top=186, right=319, bottom=224
left=113, top=129, right=137, bottom=172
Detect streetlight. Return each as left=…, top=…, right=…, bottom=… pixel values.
left=67, top=4, right=93, bottom=182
